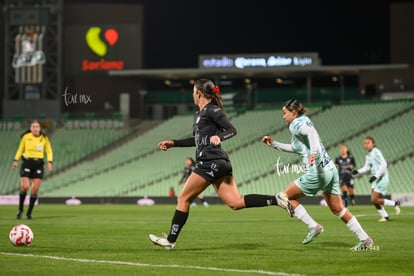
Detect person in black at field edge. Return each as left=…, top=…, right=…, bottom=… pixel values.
left=178, top=157, right=209, bottom=207
left=149, top=79, right=294, bottom=250
left=335, top=144, right=356, bottom=207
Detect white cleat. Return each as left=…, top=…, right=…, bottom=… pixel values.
left=149, top=234, right=175, bottom=250
left=378, top=217, right=389, bottom=222
left=394, top=201, right=401, bottom=215
left=351, top=237, right=379, bottom=251
left=276, top=192, right=294, bottom=217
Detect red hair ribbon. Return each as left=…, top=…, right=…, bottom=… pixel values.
left=213, top=85, right=221, bottom=95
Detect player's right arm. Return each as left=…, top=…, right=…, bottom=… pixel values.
left=158, top=137, right=195, bottom=151
left=353, top=156, right=370, bottom=175
left=12, top=135, right=26, bottom=169
left=262, top=136, right=295, bottom=152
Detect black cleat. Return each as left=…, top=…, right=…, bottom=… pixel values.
left=26, top=214, right=32, bottom=220
left=17, top=211, right=22, bottom=219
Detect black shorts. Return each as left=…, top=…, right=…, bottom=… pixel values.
left=194, top=159, right=233, bottom=184
left=20, top=158, right=44, bottom=179
left=340, top=180, right=354, bottom=188
left=339, top=173, right=354, bottom=188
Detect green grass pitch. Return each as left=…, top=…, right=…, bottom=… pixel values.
left=0, top=204, right=413, bottom=275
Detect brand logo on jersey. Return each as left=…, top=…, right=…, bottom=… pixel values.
left=196, top=116, right=200, bottom=124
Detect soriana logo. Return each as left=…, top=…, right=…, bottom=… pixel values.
left=82, top=26, right=124, bottom=71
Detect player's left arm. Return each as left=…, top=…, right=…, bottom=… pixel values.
left=375, top=151, right=387, bottom=178
left=298, top=123, right=321, bottom=165
left=45, top=136, right=53, bottom=171
left=209, top=108, right=237, bottom=145
left=349, top=156, right=356, bottom=170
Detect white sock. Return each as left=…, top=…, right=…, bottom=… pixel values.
left=346, top=216, right=369, bottom=241
left=294, top=204, right=318, bottom=228
left=383, top=199, right=395, bottom=207
left=377, top=206, right=389, bottom=218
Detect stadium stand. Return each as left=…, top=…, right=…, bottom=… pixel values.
left=0, top=129, right=24, bottom=195
left=39, top=115, right=195, bottom=195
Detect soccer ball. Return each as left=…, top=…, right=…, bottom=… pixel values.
left=9, top=224, right=34, bottom=247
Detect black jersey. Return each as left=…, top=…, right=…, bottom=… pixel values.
left=173, top=103, right=237, bottom=162
left=335, top=154, right=356, bottom=180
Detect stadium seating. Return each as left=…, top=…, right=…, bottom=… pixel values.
left=40, top=115, right=195, bottom=195
left=0, top=129, right=23, bottom=194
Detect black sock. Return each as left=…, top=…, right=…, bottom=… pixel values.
left=199, top=198, right=206, bottom=204
left=350, top=194, right=355, bottom=200
left=27, top=194, right=38, bottom=216
left=167, top=210, right=189, bottom=243
left=342, top=191, right=348, bottom=207
left=244, top=194, right=277, bottom=208
left=19, top=191, right=27, bottom=212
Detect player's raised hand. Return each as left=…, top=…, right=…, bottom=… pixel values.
left=262, top=135, right=273, bottom=146
left=158, top=140, right=174, bottom=151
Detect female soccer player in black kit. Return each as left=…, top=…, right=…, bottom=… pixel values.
left=335, top=144, right=356, bottom=207
left=149, top=79, right=293, bottom=250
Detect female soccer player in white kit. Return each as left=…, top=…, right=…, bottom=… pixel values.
left=262, top=99, right=374, bottom=250
left=353, top=136, right=401, bottom=222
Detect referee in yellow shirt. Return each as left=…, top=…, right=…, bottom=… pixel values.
left=12, top=120, right=53, bottom=219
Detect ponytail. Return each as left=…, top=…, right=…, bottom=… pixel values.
left=211, top=88, right=224, bottom=111
left=195, top=79, right=225, bottom=112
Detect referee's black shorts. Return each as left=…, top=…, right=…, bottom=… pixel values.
left=194, top=159, right=233, bottom=184
left=20, top=158, right=44, bottom=179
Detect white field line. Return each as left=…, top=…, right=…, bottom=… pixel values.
left=0, top=252, right=303, bottom=276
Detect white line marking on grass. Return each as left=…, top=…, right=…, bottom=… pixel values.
left=0, top=252, right=302, bottom=276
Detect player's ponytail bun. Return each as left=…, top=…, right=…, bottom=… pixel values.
left=284, top=99, right=307, bottom=115
left=195, top=79, right=224, bottom=111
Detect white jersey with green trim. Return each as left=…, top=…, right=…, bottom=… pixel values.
left=289, top=115, right=334, bottom=173
left=358, top=147, right=388, bottom=179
